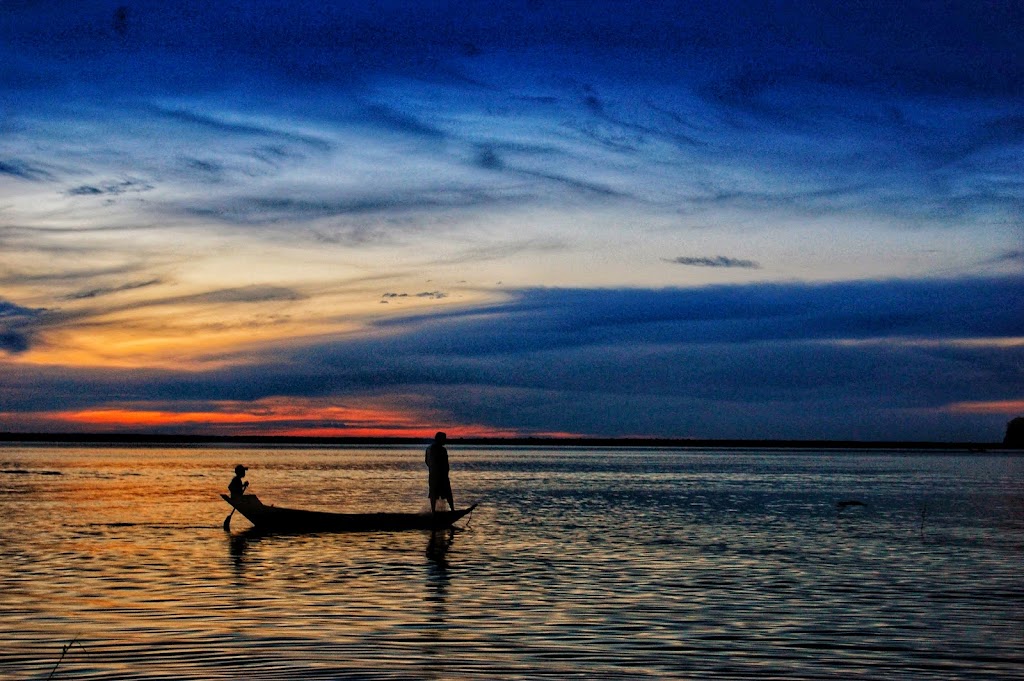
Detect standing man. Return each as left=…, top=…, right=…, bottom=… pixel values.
left=425, top=431, right=455, bottom=513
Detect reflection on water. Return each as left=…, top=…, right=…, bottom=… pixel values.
left=422, top=528, right=455, bottom=677
left=0, top=445, right=1022, bottom=679
left=427, top=528, right=454, bottom=574
left=426, top=528, right=454, bottom=625
left=227, top=531, right=253, bottom=586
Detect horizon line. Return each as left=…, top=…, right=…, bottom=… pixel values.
left=0, top=432, right=1015, bottom=451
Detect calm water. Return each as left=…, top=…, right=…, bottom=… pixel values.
left=0, top=445, right=1021, bottom=680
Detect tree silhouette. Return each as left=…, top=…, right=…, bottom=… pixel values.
left=1004, top=417, right=1024, bottom=446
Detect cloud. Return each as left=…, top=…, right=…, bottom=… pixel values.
left=240, top=276, right=1024, bottom=433
left=0, top=300, right=46, bottom=354
left=2, top=2, right=1022, bottom=442
left=0, top=158, right=53, bottom=181
left=1, top=285, right=306, bottom=346
left=184, top=286, right=306, bottom=305
left=2, top=276, right=1021, bottom=439
left=374, top=277, right=1024, bottom=355
left=62, top=279, right=163, bottom=301
left=150, top=107, right=334, bottom=152
left=360, top=104, right=447, bottom=139
left=179, top=157, right=224, bottom=178
left=331, top=277, right=1024, bottom=438
left=66, top=178, right=154, bottom=196
left=69, top=285, right=308, bottom=315
left=0, top=262, right=157, bottom=287
left=516, top=169, right=625, bottom=197
left=665, top=255, right=761, bottom=269
left=682, top=184, right=874, bottom=215
left=4, top=2, right=1018, bottom=247
left=381, top=291, right=447, bottom=301
left=989, top=249, right=1024, bottom=265
left=180, top=187, right=509, bottom=226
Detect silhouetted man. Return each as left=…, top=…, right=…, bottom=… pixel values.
left=425, top=432, right=455, bottom=512
left=228, top=464, right=249, bottom=499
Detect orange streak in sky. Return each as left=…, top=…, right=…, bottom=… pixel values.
left=944, top=400, right=1024, bottom=414
left=282, top=424, right=525, bottom=438
left=51, top=401, right=430, bottom=431
left=42, top=400, right=532, bottom=438
left=65, top=409, right=263, bottom=426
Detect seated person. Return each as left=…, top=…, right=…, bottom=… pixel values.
left=228, top=464, right=249, bottom=499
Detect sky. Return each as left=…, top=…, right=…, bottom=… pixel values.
left=1, top=1, right=1022, bottom=441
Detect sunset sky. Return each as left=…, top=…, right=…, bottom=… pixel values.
left=2, top=1, right=1022, bottom=441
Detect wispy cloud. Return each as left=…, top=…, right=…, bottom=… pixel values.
left=988, top=249, right=1024, bottom=266
left=179, top=188, right=507, bottom=226
left=185, top=286, right=306, bottom=305
left=62, top=279, right=164, bottom=301
left=149, top=106, right=334, bottom=152
left=65, top=178, right=154, bottom=197
left=65, top=285, right=308, bottom=317
left=0, top=158, right=54, bottom=181
left=665, top=255, right=761, bottom=269
left=360, top=103, right=448, bottom=139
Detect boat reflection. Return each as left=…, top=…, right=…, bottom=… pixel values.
left=224, top=526, right=459, bottom=579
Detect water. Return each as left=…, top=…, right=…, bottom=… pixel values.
left=1, top=445, right=1021, bottom=679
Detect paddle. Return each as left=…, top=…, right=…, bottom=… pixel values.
left=223, top=481, right=249, bottom=531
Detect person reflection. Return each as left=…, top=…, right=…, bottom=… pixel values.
left=425, top=529, right=454, bottom=625
left=229, top=532, right=250, bottom=566
left=426, top=528, right=454, bottom=572
left=227, top=530, right=253, bottom=586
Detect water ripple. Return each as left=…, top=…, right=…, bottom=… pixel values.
left=0, top=446, right=1021, bottom=679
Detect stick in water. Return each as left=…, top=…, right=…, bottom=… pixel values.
left=47, top=636, right=86, bottom=680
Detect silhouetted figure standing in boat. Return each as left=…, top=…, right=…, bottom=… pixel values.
left=228, top=464, right=249, bottom=499
left=425, top=432, right=455, bottom=513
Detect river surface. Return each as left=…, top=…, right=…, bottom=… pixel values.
left=0, top=444, right=1021, bottom=679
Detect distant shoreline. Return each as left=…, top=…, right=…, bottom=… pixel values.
left=0, top=432, right=1014, bottom=451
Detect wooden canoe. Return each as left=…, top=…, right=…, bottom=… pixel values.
left=221, top=494, right=477, bottom=532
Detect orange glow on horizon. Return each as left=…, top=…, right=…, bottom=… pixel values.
left=282, top=425, right=526, bottom=439
left=18, top=399, right=541, bottom=439
left=66, top=409, right=261, bottom=426
left=53, top=402, right=428, bottom=432
left=944, top=400, right=1024, bottom=415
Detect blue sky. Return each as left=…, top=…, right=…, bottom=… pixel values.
left=1, top=1, right=1022, bottom=440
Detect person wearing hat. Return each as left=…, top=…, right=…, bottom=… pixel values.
left=228, top=464, right=249, bottom=500
left=425, top=432, right=455, bottom=513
